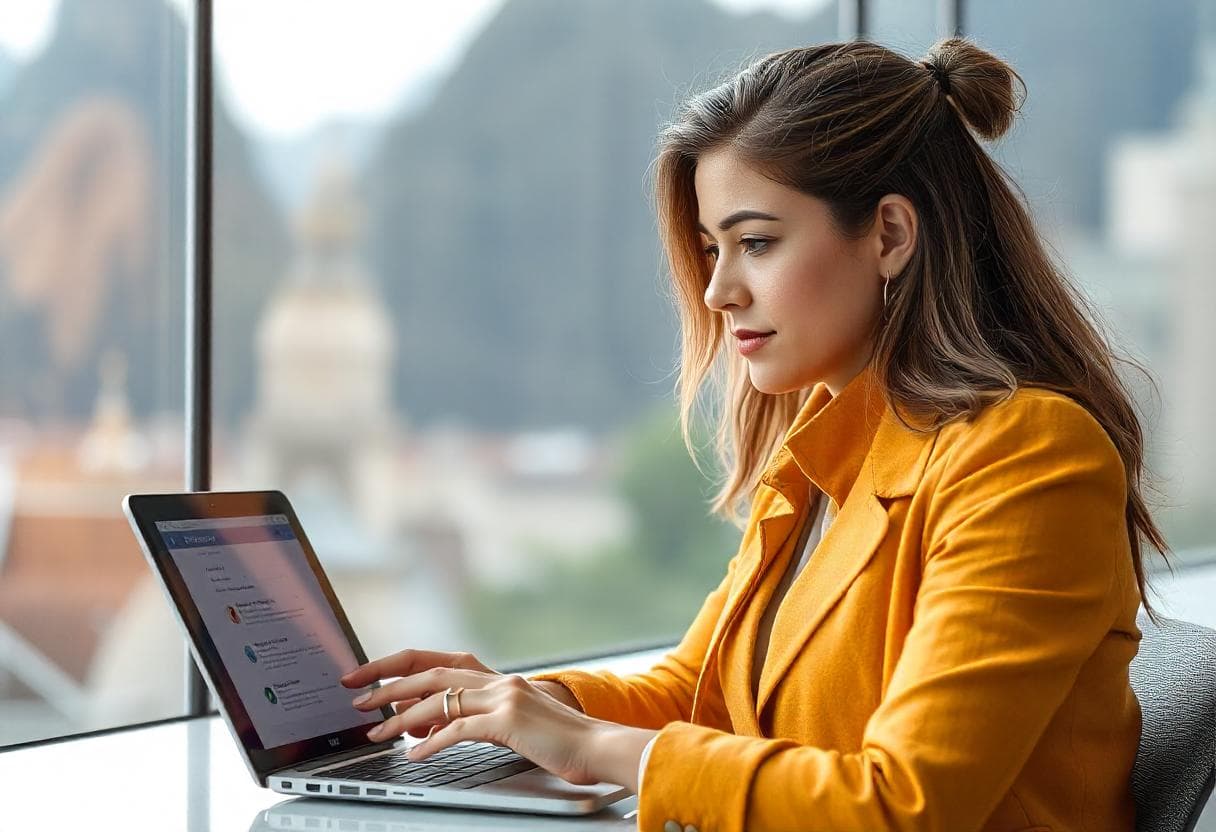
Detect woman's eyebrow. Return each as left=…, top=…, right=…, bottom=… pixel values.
left=697, top=209, right=781, bottom=233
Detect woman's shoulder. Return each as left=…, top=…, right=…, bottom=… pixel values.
left=911, top=385, right=1133, bottom=587
left=924, top=384, right=1125, bottom=484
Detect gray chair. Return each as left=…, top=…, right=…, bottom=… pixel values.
left=1130, top=611, right=1216, bottom=832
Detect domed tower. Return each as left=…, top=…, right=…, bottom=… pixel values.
left=246, top=156, right=399, bottom=539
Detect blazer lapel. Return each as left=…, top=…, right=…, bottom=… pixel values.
left=754, top=483, right=888, bottom=718
left=754, top=407, right=940, bottom=719
left=690, top=484, right=798, bottom=727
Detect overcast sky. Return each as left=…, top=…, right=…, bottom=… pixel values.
left=0, top=0, right=830, bottom=139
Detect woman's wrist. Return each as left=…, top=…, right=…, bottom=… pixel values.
left=529, top=679, right=583, bottom=712
left=588, top=723, right=658, bottom=793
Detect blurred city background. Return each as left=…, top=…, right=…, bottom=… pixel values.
left=0, top=0, right=1213, bottom=747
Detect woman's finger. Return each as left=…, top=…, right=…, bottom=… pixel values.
left=341, top=649, right=496, bottom=688
left=352, top=667, right=493, bottom=712
left=393, top=699, right=442, bottom=738
left=340, top=649, right=447, bottom=688
left=367, top=684, right=491, bottom=743
left=406, top=714, right=494, bottom=761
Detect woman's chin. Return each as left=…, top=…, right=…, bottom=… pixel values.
left=747, top=365, right=803, bottom=396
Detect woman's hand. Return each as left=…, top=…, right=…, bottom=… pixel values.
left=341, top=649, right=655, bottom=790
left=341, top=649, right=502, bottom=739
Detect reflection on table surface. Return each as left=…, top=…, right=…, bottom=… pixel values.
left=249, top=795, right=640, bottom=832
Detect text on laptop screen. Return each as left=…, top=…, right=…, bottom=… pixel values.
left=156, top=514, right=381, bottom=749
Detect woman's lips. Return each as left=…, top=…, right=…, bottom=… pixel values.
left=736, top=332, right=774, bottom=356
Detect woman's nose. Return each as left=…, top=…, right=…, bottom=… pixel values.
left=703, top=263, right=748, bottom=312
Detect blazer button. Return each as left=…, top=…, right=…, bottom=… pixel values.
left=684, top=826, right=699, bottom=832
left=663, top=822, right=681, bottom=832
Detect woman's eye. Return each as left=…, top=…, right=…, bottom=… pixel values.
left=703, top=243, right=719, bottom=259
left=742, top=237, right=770, bottom=255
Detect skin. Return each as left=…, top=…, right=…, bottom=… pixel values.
left=697, top=147, right=917, bottom=395
left=342, top=650, right=654, bottom=791
left=342, top=149, right=919, bottom=795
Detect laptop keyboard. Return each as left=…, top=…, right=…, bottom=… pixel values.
left=320, top=742, right=539, bottom=789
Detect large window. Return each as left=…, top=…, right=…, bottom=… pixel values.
left=0, top=0, right=187, bottom=745
left=1, top=0, right=1211, bottom=749
left=0, top=0, right=842, bottom=745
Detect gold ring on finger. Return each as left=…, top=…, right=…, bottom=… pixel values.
left=441, top=687, right=453, bottom=723
left=451, top=687, right=465, bottom=719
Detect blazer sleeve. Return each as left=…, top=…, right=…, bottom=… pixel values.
left=635, top=394, right=1131, bottom=832
left=526, top=549, right=742, bottom=730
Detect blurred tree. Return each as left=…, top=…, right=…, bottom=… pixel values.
left=615, top=403, right=738, bottom=587
left=467, top=402, right=738, bottom=666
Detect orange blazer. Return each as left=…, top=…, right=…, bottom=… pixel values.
left=530, top=362, right=1142, bottom=832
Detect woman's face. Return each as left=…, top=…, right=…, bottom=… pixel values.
left=694, top=148, right=895, bottom=396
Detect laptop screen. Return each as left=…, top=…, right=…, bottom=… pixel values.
left=124, top=491, right=395, bottom=781
left=155, top=513, right=382, bottom=749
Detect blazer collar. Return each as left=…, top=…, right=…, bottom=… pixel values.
left=763, top=361, right=936, bottom=508
left=703, top=363, right=942, bottom=729
left=688, top=362, right=943, bottom=730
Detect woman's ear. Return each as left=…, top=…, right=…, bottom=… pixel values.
left=873, top=194, right=918, bottom=277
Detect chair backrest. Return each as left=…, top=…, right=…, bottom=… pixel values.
left=1129, top=611, right=1216, bottom=832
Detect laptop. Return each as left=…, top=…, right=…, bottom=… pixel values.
left=123, top=490, right=630, bottom=815
left=250, top=794, right=639, bottom=831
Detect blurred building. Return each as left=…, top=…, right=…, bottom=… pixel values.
left=233, top=157, right=634, bottom=655
left=1104, top=8, right=1216, bottom=507
left=0, top=354, right=181, bottom=741
left=246, top=157, right=400, bottom=538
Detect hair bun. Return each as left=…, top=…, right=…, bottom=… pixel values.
left=921, top=37, right=1024, bottom=141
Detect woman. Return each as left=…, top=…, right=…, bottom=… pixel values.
left=342, top=37, right=1168, bottom=831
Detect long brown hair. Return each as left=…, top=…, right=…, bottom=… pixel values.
left=653, top=37, right=1172, bottom=618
